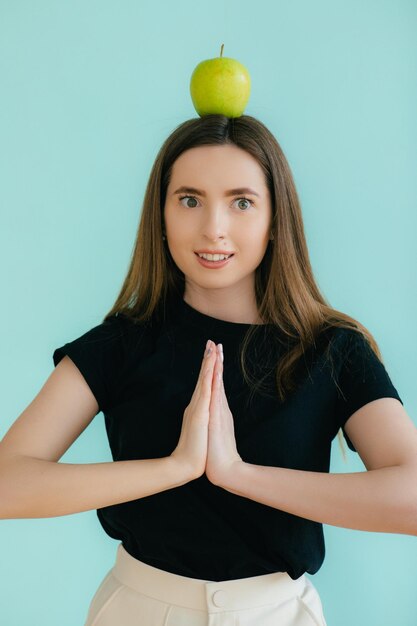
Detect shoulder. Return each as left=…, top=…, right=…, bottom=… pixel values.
left=58, top=312, right=152, bottom=355
left=77, top=313, right=137, bottom=345
left=102, top=312, right=154, bottom=348
left=321, top=326, right=387, bottom=383
left=307, top=325, right=373, bottom=375
left=319, top=325, right=367, bottom=352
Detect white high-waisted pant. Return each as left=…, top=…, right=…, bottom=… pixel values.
left=84, top=543, right=328, bottom=626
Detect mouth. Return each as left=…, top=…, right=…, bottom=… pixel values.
left=194, top=252, right=234, bottom=269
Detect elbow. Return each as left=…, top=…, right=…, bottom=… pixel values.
left=397, top=476, right=417, bottom=536
left=0, top=475, right=12, bottom=519
left=405, top=502, right=417, bottom=537
left=383, top=500, right=417, bottom=536
left=0, top=456, right=26, bottom=520
left=409, top=496, right=417, bottom=536
left=0, top=469, right=16, bottom=520
left=406, top=468, right=417, bottom=536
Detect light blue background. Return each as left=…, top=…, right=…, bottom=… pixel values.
left=1, top=1, right=416, bottom=625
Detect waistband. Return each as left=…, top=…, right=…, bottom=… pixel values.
left=112, top=543, right=307, bottom=613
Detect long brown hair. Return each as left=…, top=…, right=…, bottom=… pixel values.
left=104, top=114, right=385, bottom=461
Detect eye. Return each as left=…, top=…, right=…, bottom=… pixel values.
left=234, top=197, right=254, bottom=211
left=178, top=195, right=255, bottom=211
left=178, top=195, right=199, bottom=208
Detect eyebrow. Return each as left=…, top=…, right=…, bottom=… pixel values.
left=172, top=185, right=260, bottom=198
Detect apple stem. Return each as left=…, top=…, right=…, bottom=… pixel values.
left=220, top=43, right=224, bottom=57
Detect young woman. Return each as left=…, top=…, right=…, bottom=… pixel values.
left=1, top=114, right=416, bottom=626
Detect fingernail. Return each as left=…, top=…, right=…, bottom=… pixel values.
left=219, top=343, right=224, bottom=363
left=205, top=339, right=212, bottom=357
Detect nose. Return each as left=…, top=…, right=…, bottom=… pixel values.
left=201, top=206, right=228, bottom=242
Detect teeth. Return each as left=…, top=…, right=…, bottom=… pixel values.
left=198, top=253, right=231, bottom=261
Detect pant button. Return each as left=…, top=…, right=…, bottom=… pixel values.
left=212, top=589, right=228, bottom=607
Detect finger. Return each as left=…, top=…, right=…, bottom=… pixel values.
left=216, top=346, right=225, bottom=406
left=217, top=344, right=224, bottom=380
left=203, top=340, right=216, bottom=371
left=196, top=340, right=215, bottom=390
left=213, top=348, right=223, bottom=399
left=200, top=349, right=218, bottom=401
left=191, top=340, right=212, bottom=398
left=209, top=348, right=223, bottom=414
left=200, top=339, right=213, bottom=369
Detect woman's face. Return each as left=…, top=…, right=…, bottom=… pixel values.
left=163, top=144, right=273, bottom=297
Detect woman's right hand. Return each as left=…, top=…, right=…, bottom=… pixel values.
left=171, top=340, right=217, bottom=480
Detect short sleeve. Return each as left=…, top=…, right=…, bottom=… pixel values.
left=52, top=314, right=128, bottom=414
left=334, top=330, right=404, bottom=452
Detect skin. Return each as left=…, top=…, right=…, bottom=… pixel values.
left=163, top=147, right=417, bottom=537
left=1, top=147, right=415, bottom=536
left=163, top=143, right=273, bottom=325
left=163, top=143, right=273, bottom=483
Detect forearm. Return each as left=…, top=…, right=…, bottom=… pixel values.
left=0, top=455, right=190, bottom=519
left=220, top=462, right=417, bottom=535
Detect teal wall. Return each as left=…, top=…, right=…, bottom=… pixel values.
left=1, top=1, right=416, bottom=624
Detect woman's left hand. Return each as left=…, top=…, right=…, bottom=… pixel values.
left=205, top=344, right=243, bottom=486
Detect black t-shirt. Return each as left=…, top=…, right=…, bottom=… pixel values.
left=52, top=296, right=403, bottom=581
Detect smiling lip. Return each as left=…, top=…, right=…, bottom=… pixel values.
left=195, top=249, right=235, bottom=255
left=194, top=252, right=234, bottom=269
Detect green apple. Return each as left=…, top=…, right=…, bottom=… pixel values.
left=190, top=44, right=251, bottom=118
